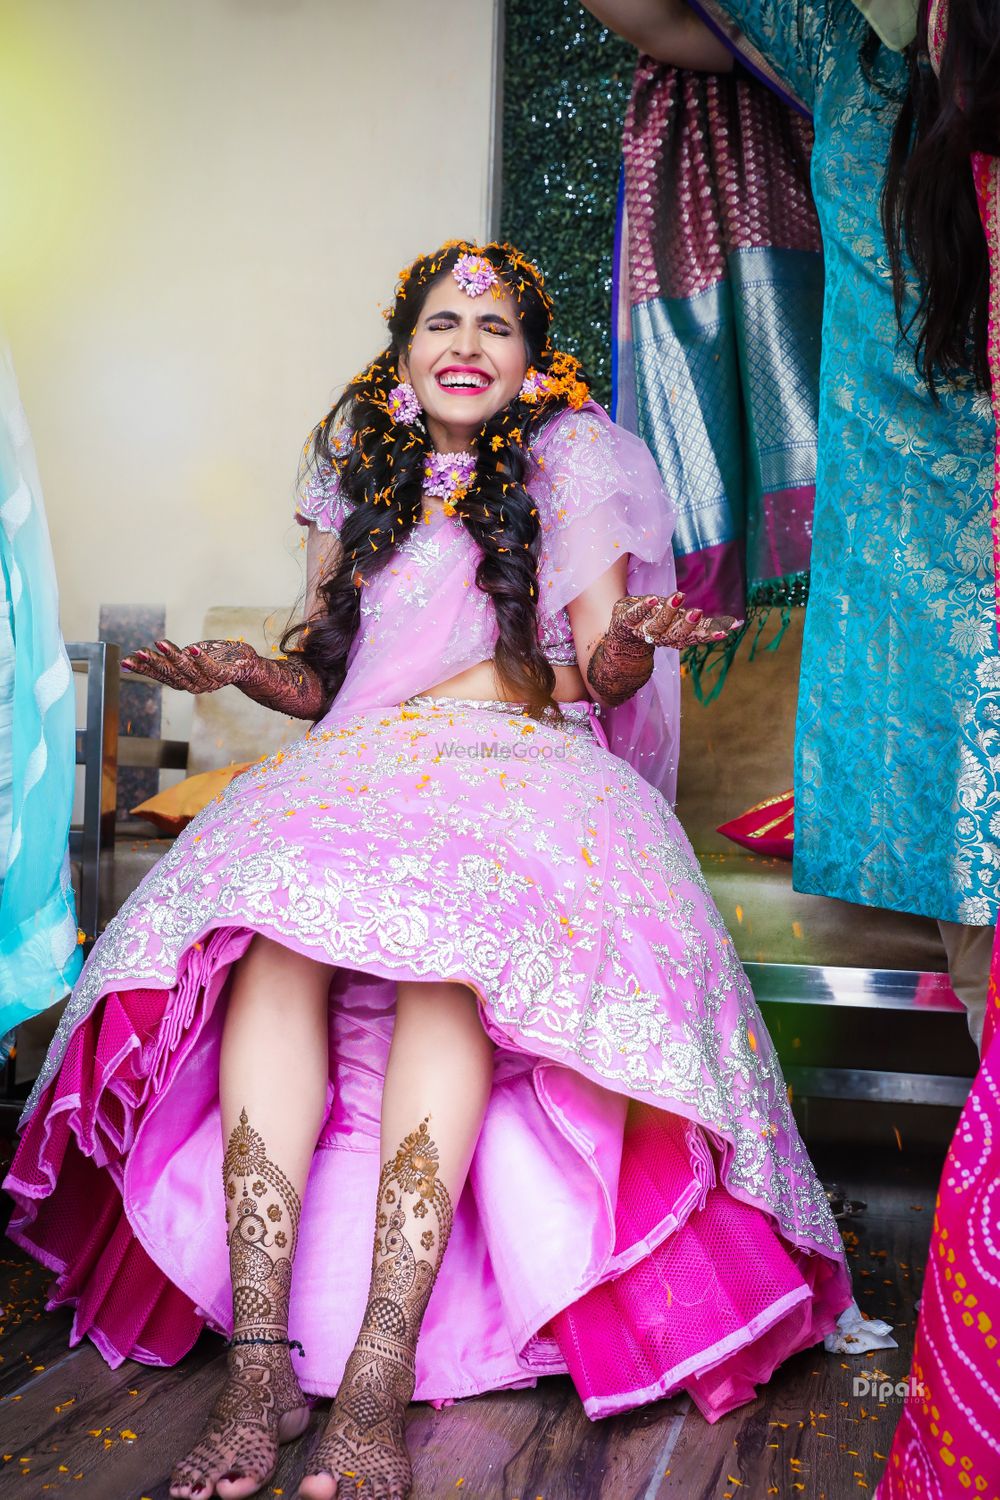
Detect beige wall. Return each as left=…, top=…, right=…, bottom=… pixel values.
left=0, top=0, right=499, bottom=738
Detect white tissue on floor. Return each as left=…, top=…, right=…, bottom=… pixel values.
left=823, top=1300, right=898, bottom=1353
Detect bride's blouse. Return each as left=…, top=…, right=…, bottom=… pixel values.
left=295, top=404, right=682, bottom=798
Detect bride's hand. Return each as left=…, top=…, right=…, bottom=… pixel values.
left=121, top=638, right=259, bottom=694
left=613, top=593, right=743, bottom=651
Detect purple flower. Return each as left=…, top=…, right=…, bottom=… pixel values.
left=387, top=381, right=421, bottom=425
left=452, top=254, right=498, bottom=299
left=423, top=450, right=477, bottom=506
left=519, top=368, right=552, bottom=402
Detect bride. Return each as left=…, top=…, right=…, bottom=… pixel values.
left=6, top=240, right=856, bottom=1500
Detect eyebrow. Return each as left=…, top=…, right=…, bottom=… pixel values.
left=425, top=308, right=513, bottom=328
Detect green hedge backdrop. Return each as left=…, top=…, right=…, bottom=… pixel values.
left=501, top=0, right=635, bottom=407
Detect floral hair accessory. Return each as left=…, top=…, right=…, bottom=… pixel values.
left=519, top=368, right=552, bottom=402
left=519, top=352, right=590, bottom=412
left=394, top=240, right=553, bottom=320
left=452, top=253, right=499, bottom=298
left=423, top=451, right=477, bottom=516
left=387, top=380, right=421, bottom=425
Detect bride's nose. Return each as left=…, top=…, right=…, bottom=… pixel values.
left=449, top=321, right=484, bottom=361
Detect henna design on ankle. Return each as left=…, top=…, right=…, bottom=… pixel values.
left=304, top=1118, right=454, bottom=1499
left=169, top=1109, right=309, bottom=1498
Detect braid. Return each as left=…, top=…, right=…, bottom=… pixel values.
left=283, top=242, right=591, bottom=717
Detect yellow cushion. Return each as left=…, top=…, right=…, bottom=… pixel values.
left=131, top=763, right=253, bottom=834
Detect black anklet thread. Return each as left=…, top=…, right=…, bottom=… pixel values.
left=228, top=1334, right=306, bottom=1357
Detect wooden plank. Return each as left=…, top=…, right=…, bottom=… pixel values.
left=0, top=1145, right=940, bottom=1499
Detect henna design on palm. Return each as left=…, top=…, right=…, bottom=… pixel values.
left=122, top=639, right=326, bottom=720
left=587, top=594, right=743, bottom=705
left=169, top=1110, right=311, bottom=1500
left=300, top=1120, right=454, bottom=1500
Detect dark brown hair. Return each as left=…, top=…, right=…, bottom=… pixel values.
left=879, top=0, right=1000, bottom=395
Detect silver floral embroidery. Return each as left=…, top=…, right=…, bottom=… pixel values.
left=26, top=695, right=841, bottom=1260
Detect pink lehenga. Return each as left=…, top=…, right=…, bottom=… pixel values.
left=4, top=404, right=851, bottom=1423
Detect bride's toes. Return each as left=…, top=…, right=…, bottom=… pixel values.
left=169, top=1466, right=216, bottom=1498
left=295, top=1471, right=337, bottom=1500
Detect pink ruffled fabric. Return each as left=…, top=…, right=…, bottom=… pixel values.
left=8, top=695, right=850, bottom=1418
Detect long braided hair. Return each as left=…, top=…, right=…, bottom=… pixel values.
left=282, top=241, right=590, bottom=718
left=873, top=0, right=1000, bottom=395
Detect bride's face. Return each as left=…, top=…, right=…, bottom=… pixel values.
left=399, top=274, right=529, bottom=446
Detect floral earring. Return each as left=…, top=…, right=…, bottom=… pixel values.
left=387, top=380, right=421, bottom=426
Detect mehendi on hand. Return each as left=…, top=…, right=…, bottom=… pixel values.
left=122, top=638, right=327, bottom=720
left=587, top=593, right=743, bottom=706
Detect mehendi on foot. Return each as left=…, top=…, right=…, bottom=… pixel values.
left=170, top=1109, right=311, bottom=1500
left=299, top=1119, right=454, bottom=1500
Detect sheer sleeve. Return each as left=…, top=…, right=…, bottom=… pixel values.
left=692, top=0, right=832, bottom=111
left=531, top=405, right=676, bottom=612
left=294, top=432, right=352, bottom=535
left=530, top=404, right=682, bottom=801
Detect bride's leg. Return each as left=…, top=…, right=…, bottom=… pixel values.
left=171, top=935, right=334, bottom=1500
left=298, top=980, right=494, bottom=1500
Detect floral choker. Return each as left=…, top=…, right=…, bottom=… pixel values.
left=422, top=451, right=476, bottom=517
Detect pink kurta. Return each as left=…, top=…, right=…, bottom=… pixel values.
left=5, top=406, right=851, bottom=1422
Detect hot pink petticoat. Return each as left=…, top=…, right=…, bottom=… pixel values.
left=6, top=696, right=850, bottom=1423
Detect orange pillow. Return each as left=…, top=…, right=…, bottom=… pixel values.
left=131, top=763, right=254, bottom=835
left=716, top=790, right=794, bottom=860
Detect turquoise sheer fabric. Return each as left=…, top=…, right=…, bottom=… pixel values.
left=0, top=343, right=81, bottom=1043
left=700, top=0, right=1000, bottom=922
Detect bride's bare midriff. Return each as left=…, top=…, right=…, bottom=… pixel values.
left=412, top=501, right=591, bottom=705
left=416, top=658, right=589, bottom=705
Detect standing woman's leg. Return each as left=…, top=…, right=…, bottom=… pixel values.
left=299, top=980, right=495, bottom=1500
left=171, top=935, right=335, bottom=1500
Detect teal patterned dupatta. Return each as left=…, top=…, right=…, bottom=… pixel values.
left=612, top=28, right=823, bottom=699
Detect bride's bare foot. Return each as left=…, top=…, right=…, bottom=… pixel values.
left=296, top=1336, right=413, bottom=1500
left=298, top=1119, right=456, bottom=1500
left=170, top=1341, right=312, bottom=1499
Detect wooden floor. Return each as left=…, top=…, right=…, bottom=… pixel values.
left=0, top=1143, right=940, bottom=1500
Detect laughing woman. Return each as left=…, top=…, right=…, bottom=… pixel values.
left=6, top=242, right=856, bottom=1500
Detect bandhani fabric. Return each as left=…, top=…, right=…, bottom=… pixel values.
left=0, top=340, right=81, bottom=1046
left=4, top=405, right=854, bottom=1422
left=877, top=967, right=1000, bottom=1499
left=878, top=0, right=1000, bottom=1491
left=613, top=48, right=822, bottom=698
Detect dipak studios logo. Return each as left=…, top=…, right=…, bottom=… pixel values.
left=852, top=1372, right=926, bottom=1403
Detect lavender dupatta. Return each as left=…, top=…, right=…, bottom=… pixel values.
left=309, top=405, right=682, bottom=801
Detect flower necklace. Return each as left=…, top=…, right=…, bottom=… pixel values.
left=422, top=450, right=476, bottom=518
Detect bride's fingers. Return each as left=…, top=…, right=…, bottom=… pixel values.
left=639, top=603, right=700, bottom=646
left=618, top=594, right=680, bottom=640
left=122, top=652, right=170, bottom=683
left=153, top=640, right=212, bottom=691
left=121, top=651, right=193, bottom=689
left=689, top=614, right=743, bottom=644
left=619, top=595, right=660, bottom=630
left=125, top=645, right=205, bottom=693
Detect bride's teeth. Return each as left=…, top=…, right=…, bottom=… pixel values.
left=440, top=373, right=488, bottom=389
